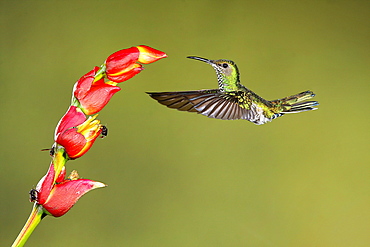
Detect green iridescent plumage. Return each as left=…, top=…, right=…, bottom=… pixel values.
left=147, top=56, right=318, bottom=125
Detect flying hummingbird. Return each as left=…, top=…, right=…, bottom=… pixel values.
left=147, top=56, right=318, bottom=125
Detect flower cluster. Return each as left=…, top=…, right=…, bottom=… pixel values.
left=35, top=45, right=166, bottom=217
left=12, top=45, right=166, bottom=247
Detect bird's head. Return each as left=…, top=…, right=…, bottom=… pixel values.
left=187, top=56, right=240, bottom=91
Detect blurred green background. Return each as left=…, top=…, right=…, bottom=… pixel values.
left=1, top=1, right=369, bottom=246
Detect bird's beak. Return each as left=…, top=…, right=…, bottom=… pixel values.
left=187, top=56, right=213, bottom=64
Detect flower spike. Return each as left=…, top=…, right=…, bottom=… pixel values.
left=12, top=45, right=166, bottom=247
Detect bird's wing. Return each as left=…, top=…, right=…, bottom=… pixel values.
left=147, top=90, right=252, bottom=120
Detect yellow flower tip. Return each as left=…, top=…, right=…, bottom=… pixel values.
left=90, top=119, right=101, bottom=126
left=88, top=114, right=99, bottom=122
left=137, top=45, right=167, bottom=64
left=77, top=115, right=101, bottom=135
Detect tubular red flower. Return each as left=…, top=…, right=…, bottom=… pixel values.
left=73, top=67, right=121, bottom=115
left=54, top=106, right=86, bottom=140
left=73, top=67, right=100, bottom=100
left=35, top=164, right=106, bottom=217
left=106, top=64, right=143, bottom=82
left=55, top=115, right=103, bottom=159
left=137, top=45, right=168, bottom=64
left=105, top=47, right=139, bottom=80
left=104, top=45, right=166, bottom=83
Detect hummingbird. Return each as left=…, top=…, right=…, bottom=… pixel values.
left=147, top=56, right=318, bottom=125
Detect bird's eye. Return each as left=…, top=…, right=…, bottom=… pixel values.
left=222, top=63, right=228, bottom=68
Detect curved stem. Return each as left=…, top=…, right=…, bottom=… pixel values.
left=11, top=204, right=45, bottom=247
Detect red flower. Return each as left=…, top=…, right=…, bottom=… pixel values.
left=55, top=106, right=103, bottom=159
left=54, top=106, right=86, bottom=140
left=73, top=67, right=121, bottom=115
left=36, top=163, right=106, bottom=217
left=137, top=45, right=168, bottom=64
left=105, top=45, right=167, bottom=83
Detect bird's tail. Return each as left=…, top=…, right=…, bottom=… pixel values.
left=271, top=91, right=319, bottom=114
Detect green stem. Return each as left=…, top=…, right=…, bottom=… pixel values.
left=93, top=64, right=106, bottom=82
left=11, top=204, right=45, bottom=247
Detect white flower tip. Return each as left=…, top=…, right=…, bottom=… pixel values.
left=92, top=181, right=107, bottom=189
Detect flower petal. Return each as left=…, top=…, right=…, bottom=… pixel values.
left=105, top=47, right=139, bottom=76
left=137, top=45, right=167, bottom=64
left=55, top=166, right=66, bottom=183
left=54, top=106, right=86, bottom=140
left=56, top=128, right=86, bottom=159
left=55, top=115, right=103, bottom=159
left=42, top=178, right=106, bottom=217
left=36, top=163, right=55, bottom=205
left=73, top=67, right=100, bottom=100
left=78, top=80, right=121, bottom=115
left=106, top=64, right=143, bottom=83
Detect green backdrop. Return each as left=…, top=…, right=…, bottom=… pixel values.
left=1, top=1, right=369, bottom=246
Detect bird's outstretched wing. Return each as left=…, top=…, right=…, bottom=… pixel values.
left=147, top=90, right=254, bottom=120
